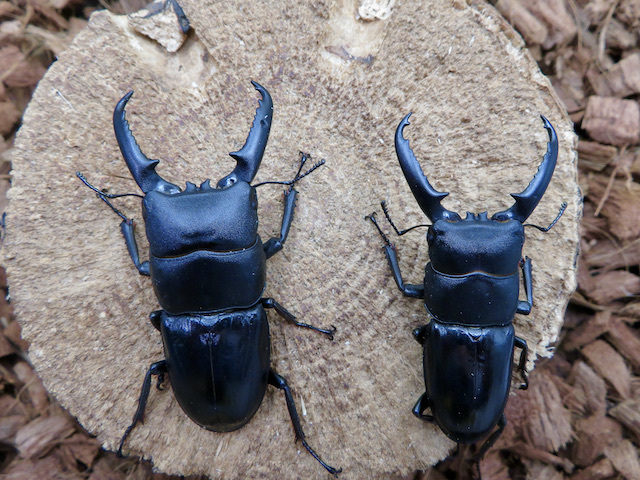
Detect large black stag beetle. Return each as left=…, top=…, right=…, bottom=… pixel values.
left=367, top=114, right=565, bottom=462
left=78, top=82, right=341, bottom=476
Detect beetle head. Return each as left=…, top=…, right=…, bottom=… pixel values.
left=395, top=114, right=558, bottom=225
left=113, top=81, right=273, bottom=194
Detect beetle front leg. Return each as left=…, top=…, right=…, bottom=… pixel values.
left=76, top=173, right=150, bottom=276
left=118, top=360, right=168, bottom=456
left=514, top=336, right=529, bottom=390
left=516, top=257, right=533, bottom=315
left=268, top=369, right=342, bottom=477
left=262, top=298, right=336, bottom=339
left=263, top=188, right=298, bottom=259
left=365, top=212, right=425, bottom=299
left=149, top=310, right=163, bottom=331
left=262, top=152, right=325, bottom=259
left=120, top=219, right=150, bottom=276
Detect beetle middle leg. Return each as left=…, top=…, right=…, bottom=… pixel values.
left=268, top=369, right=342, bottom=477
left=412, top=392, right=435, bottom=422
left=261, top=298, right=336, bottom=339
left=118, top=360, right=168, bottom=456
left=412, top=325, right=429, bottom=345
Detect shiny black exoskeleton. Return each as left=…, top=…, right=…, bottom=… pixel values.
left=367, top=114, right=564, bottom=460
left=78, top=82, right=340, bottom=476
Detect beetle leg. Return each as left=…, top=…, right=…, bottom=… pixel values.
left=261, top=298, right=336, bottom=339
left=365, top=212, right=425, bottom=298
left=149, top=310, right=162, bottom=331
left=261, top=153, right=325, bottom=259
left=474, top=414, right=506, bottom=460
left=516, top=257, right=533, bottom=315
left=263, top=188, right=297, bottom=259
left=76, top=173, right=150, bottom=276
left=120, top=219, right=150, bottom=276
left=117, top=360, right=168, bottom=457
left=268, top=369, right=342, bottom=477
left=412, top=392, right=435, bottom=422
left=412, top=325, right=429, bottom=345
left=514, top=336, right=529, bottom=390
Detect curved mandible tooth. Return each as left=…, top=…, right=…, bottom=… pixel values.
left=395, top=113, right=460, bottom=222
left=113, top=91, right=181, bottom=194
left=217, top=81, right=273, bottom=188
left=492, top=115, right=558, bottom=222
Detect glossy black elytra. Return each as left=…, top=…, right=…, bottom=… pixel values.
left=367, top=114, right=565, bottom=463
left=78, top=82, right=341, bottom=476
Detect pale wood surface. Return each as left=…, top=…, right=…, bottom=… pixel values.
left=4, top=0, right=580, bottom=478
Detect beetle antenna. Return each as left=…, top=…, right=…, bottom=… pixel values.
left=524, top=202, right=567, bottom=232
left=253, top=153, right=325, bottom=190
left=77, top=172, right=144, bottom=200
left=365, top=211, right=393, bottom=247
left=381, top=201, right=431, bottom=236
left=290, top=154, right=325, bottom=189
left=77, top=172, right=141, bottom=222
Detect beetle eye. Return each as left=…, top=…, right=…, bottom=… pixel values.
left=216, top=175, right=237, bottom=189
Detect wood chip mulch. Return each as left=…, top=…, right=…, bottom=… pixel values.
left=2, top=0, right=640, bottom=479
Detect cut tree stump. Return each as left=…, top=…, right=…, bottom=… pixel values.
left=3, top=0, right=580, bottom=478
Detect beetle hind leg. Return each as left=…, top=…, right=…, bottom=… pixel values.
left=268, top=369, right=342, bottom=477
left=474, top=414, right=506, bottom=461
left=514, top=336, right=529, bottom=389
left=412, top=392, right=435, bottom=422
left=117, top=360, right=167, bottom=457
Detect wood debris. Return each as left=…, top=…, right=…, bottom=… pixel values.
left=582, top=96, right=640, bottom=147
left=1, top=0, right=640, bottom=479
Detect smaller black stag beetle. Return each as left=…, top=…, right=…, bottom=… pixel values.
left=367, top=114, right=566, bottom=463
left=77, top=82, right=341, bottom=476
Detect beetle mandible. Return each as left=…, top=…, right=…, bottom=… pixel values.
left=367, top=114, right=565, bottom=460
left=77, top=82, right=341, bottom=476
